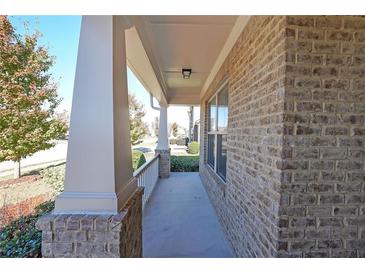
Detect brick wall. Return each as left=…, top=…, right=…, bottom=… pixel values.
left=278, top=16, right=365, bottom=258
left=155, top=149, right=171, bottom=178
left=200, top=16, right=288, bottom=257
left=200, top=16, right=365, bottom=257
left=36, top=187, right=143, bottom=258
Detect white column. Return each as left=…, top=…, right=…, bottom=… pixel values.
left=156, top=105, right=169, bottom=150
left=188, top=106, right=194, bottom=141
left=54, top=16, right=136, bottom=214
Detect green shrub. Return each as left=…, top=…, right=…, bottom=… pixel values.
left=132, top=150, right=146, bottom=171
left=34, top=200, right=55, bottom=215
left=0, top=200, right=54, bottom=258
left=170, top=155, right=199, bottom=172
left=187, top=141, right=199, bottom=154
left=39, top=164, right=65, bottom=195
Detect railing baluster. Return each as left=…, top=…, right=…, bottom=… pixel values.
left=133, top=153, right=160, bottom=210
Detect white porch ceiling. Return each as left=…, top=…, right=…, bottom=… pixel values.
left=126, top=16, right=242, bottom=105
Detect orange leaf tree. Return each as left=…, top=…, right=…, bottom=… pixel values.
left=0, top=16, right=67, bottom=178
left=128, top=94, right=148, bottom=145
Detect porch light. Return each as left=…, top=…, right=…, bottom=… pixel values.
left=182, top=68, right=192, bottom=79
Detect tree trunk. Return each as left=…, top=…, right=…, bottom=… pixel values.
left=14, top=160, right=20, bottom=179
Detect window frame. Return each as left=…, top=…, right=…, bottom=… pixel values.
left=207, top=79, right=228, bottom=182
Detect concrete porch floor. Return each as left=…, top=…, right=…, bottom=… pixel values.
left=142, top=172, right=233, bottom=258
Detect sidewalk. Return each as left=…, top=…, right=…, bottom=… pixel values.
left=0, top=137, right=193, bottom=179
left=0, top=141, right=67, bottom=179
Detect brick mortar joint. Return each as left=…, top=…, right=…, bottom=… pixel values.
left=36, top=187, right=144, bottom=232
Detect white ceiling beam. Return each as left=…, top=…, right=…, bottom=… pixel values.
left=128, top=16, right=169, bottom=106
left=125, top=26, right=167, bottom=106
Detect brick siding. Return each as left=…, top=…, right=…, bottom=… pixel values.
left=200, top=16, right=287, bottom=257
left=155, top=149, right=171, bottom=178
left=200, top=16, right=365, bottom=257
left=36, top=187, right=143, bottom=258
left=278, top=16, right=365, bottom=258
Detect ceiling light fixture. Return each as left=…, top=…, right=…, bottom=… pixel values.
left=182, top=68, right=192, bottom=79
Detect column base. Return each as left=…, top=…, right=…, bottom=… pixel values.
left=155, top=148, right=170, bottom=178
left=36, top=187, right=143, bottom=258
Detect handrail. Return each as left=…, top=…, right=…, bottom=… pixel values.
left=133, top=153, right=160, bottom=177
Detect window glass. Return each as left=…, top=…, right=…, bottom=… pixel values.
left=206, top=82, right=228, bottom=182
left=217, top=87, right=228, bottom=132
left=217, top=134, right=227, bottom=180
left=208, top=97, right=216, bottom=132
left=208, top=134, right=215, bottom=168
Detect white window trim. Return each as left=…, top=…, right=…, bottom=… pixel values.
left=207, top=79, right=228, bottom=181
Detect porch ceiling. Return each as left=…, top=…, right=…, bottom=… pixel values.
left=126, top=15, right=244, bottom=106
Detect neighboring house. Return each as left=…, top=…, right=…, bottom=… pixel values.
left=37, top=16, right=365, bottom=258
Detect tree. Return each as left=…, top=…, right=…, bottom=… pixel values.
left=128, top=94, right=148, bottom=145
left=170, top=122, right=178, bottom=137
left=151, top=116, right=159, bottom=137
left=0, top=16, right=67, bottom=178
left=55, top=109, right=70, bottom=127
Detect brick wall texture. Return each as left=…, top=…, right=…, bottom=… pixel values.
left=199, top=16, right=365, bottom=258
left=155, top=149, right=171, bottom=178
left=36, top=187, right=143, bottom=258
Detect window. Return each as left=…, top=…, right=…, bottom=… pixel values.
left=208, top=99, right=216, bottom=132
left=207, top=82, right=228, bottom=181
left=207, top=135, right=215, bottom=168
left=217, top=88, right=228, bottom=132
left=217, top=134, right=227, bottom=179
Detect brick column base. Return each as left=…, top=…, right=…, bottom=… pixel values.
left=36, top=187, right=144, bottom=258
left=155, top=148, right=170, bottom=178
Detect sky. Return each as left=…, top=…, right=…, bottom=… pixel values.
left=9, top=16, right=200, bottom=132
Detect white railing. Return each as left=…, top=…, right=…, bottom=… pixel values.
left=133, top=153, right=160, bottom=209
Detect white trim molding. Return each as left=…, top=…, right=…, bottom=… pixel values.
left=200, top=16, right=250, bottom=98
left=54, top=191, right=118, bottom=215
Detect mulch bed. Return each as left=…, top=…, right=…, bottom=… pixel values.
left=0, top=175, right=40, bottom=188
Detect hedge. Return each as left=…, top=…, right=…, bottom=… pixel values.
left=170, top=155, right=199, bottom=172
left=132, top=150, right=147, bottom=171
